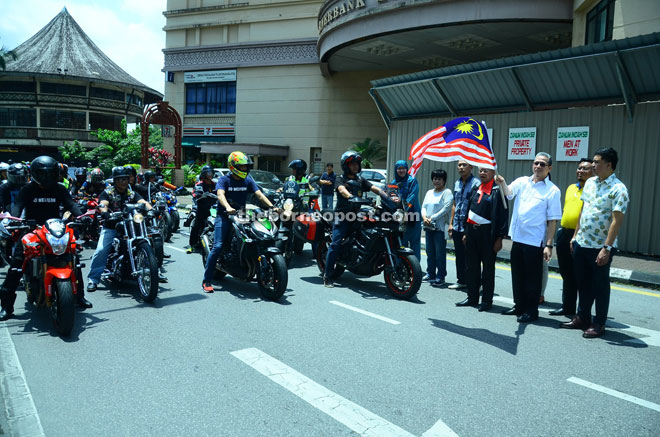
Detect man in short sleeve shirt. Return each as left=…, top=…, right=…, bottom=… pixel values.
left=497, top=152, right=562, bottom=323
left=561, top=148, right=629, bottom=338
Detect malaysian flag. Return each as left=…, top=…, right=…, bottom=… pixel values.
left=408, top=117, right=497, bottom=176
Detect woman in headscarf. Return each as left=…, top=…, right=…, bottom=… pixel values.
left=391, top=160, right=422, bottom=260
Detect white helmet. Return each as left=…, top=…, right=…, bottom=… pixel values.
left=0, top=162, right=8, bottom=172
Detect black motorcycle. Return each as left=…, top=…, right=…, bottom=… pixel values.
left=200, top=202, right=287, bottom=300
left=314, top=186, right=422, bottom=300
left=102, top=203, right=159, bottom=302
left=274, top=179, right=320, bottom=265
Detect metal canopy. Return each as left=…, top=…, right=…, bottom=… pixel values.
left=369, top=33, right=660, bottom=123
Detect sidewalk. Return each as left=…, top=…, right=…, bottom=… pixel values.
left=423, top=236, right=660, bottom=289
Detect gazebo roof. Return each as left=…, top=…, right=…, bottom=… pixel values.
left=4, top=7, right=162, bottom=101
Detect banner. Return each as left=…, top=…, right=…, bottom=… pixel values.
left=508, top=127, right=536, bottom=160
left=556, top=126, right=589, bottom=161
left=184, top=70, right=237, bottom=83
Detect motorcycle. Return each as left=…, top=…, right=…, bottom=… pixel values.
left=102, top=203, right=159, bottom=303
left=76, top=197, right=101, bottom=245
left=274, top=178, right=320, bottom=265
left=313, top=184, right=422, bottom=300
left=0, top=214, right=27, bottom=268
left=200, top=199, right=287, bottom=300
left=151, top=194, right=173, bottom=243
left=157, top=188, right=180, bottom=233
left=12, top=215, right=85, bottom=336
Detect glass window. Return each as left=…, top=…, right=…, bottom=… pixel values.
left=0, top=108, right=37, bottom=127
left=89, top=112, right=124, bottom=131
left=90, top=87, right=125, bottom=101
left=586, top=0, right=615, bottom=44
left=40, top=82, right=86, bottom=96
left=186, top=82, right=236, bottom=114
left=126, top=94, right=143, bottom=106
left=0, top=81, right=36, bottom=93
left=40, top=109, right=86, bottom=129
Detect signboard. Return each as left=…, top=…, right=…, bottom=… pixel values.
left=184, top=70, right=236, bottom=83
left=556, top=126, right=589, bottom=161
left=183, top=126, right=235, bottom=137
left=508, top=127, right=536, bottom=160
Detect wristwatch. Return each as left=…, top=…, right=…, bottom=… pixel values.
left=545, top=244, right=553, bottom=249
left=603, top=244, right=613, bottom=252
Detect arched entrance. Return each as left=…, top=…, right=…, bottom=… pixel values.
left=140, top=101, right=182, bottom=168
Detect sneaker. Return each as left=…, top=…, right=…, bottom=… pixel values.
left=202, top=282, right=214, bottom=293
left=422, top=274, right=436, bottom=282
left=87, top=280, right=97, bottom=292
left=323, top=277, right=335, bottom=288
left=431, top=279, right=446, bottom=287
left=186, top=247, right=195, bottom=254
left=448, top=283, right=467, bottom=290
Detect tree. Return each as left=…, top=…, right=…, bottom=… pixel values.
left=59, top=140, right=89, bottom=164
left=0, top=41, right=17, bottom=71
left=351, top=138, right=386, bottom=169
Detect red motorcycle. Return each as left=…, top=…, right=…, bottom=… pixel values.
left=76, top=196, right=100, bottom=245
left=21, top=218, right=84, bottom=336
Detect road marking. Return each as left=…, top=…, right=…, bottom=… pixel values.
left=421, top=419, right=460, bottom=437
left=166, top=245, right=187, bottom=253
left=0, top=323, right=45, bottom=437
left=567, top=377, right=660, bottom=413
left=232, top=348, right=458, bottom=437
left=329, top=300, right=401, bottom=325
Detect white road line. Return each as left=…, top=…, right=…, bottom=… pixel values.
left=421, top=419, right=460, bottom=437
left=567, top=377, right=660, bottom=413
left=0, top=323, right=45, bottom=437
left=166, top=245, right=187, bottom=253
left=329, top=300, right=401, bottom=325
left=232, top=348, right=459, bottom=437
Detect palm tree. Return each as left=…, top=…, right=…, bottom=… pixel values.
left=350, top=137, right=386, bottom=169
left=0, top=41, right=17, bottom=71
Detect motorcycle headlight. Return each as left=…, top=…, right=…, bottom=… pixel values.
left=133, top=213, right=144, bottom=224
left=46, top=232, right=70, bottom=256
left=284, top=199, right=294, bottom=211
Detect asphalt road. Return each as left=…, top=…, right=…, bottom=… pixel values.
left=1, top=228, right=659, bottom=436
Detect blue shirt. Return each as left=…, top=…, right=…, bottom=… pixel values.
left=391, top=174, right=421, bottom=219
left=452, top=175, right=480, bottom=232
left=320, top=172, right=336, bottom=195
left=216, top=174, right=259, bottom=214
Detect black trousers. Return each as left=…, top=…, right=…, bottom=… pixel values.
left=465, top=224, right=495, bottom=304
left=556, top=227, right=577, bottom=313
left=452, top=230, right=468, bottom=285
left=510, top=241, right=543, bottom=317
left=189, top=212, right=209, bottom=248
left=573, top=242, right=614, bottom=326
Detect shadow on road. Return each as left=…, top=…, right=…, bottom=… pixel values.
left=300, top=273, right=426, bottom=304
left=429, top=318, right=523, bottom=355
left=215, top=278, right=292, bottom=305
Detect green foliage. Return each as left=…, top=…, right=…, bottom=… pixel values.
left=182, top=163, right=204, bottom=186
left=59, top=140, right=88, bottom=164
left=350, top=137, right=386, bottom=169
left=0, top=41, right=17, bottom=71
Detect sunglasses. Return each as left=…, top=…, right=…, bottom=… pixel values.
left=533, top=161, right=548, bottom=167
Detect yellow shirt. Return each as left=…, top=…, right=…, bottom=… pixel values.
left=560, top=183, right=583, bottom=230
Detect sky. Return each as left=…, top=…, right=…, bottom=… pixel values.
left=0, top=0, right=166, bottom=94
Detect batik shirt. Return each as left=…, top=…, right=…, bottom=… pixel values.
left=576, top=174, right=629, bottom=249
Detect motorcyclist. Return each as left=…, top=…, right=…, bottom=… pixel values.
left=58, top=163, right=71, bottom=190
left=125, top=166, right=137, bottom=188
left=0, top=163, right=29, bottom=213
left=201, top=151, right=279, bottom=293
left=0, top=162, right=9, bottom=183
left=81, top=168, right=107, bottom=198
left=0, top=156, right=90, bottom=321
left=134, top=170, right=160, bottom=202
left=186, top=165, right=216, bottom=253
left=283, top=159, right=311, bottom=197
left=69, top=167, right=88, bottom=197
left=86, top=166, right=153, bottom=292
left=323, top=151, right=387, bottom=288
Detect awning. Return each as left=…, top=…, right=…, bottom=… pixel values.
left=182, top=136, right=234, bottom=147
left=200, top=143, right=289, bottom=156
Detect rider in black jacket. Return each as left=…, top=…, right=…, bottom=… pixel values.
left=187, top=166, right=216, bottom=253
left=0, top=156, right=90, bottom=321
left=0, top=163, right=29, bottom=213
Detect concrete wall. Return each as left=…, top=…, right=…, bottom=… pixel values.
left=386, top=102, right=660, bottom=255
left=573, top=0, right=660, bottom=46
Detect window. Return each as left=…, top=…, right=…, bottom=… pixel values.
left=40, top=82, right=86, bottom=96
left=126, top=94, right=143, bottom=106
left=0, top=81, right=36, bottom=93
left=586, top=0, right=615, bottom=44
left=186, top=82, right=236, bottom=114
left=90, top=87, right=125, bottom=101
left=258, top=156, right=282, bottom=173
left=40, top=109, right=86, bottom=129
left=89, top=112, right=124, bottom=131
left=0, top=108, right=37, bottom=127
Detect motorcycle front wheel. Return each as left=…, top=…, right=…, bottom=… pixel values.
left=257, top=254, right=287, bottom=300
left=384, top=253, right=422, bottom=300
left=135, top=241, right=159, bottom=303
left=170, top=209, right=180, bottom=233
left=52, top=279, right=75, bottom=336
left=159, top=212, right=173, bottom=243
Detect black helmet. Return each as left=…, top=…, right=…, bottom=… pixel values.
left=7, top=163, right=28, bottom=187
left=144, top=170, right=156, bottom=182
left=59, top=163, right=69, bottom=177
left=30, top=156, right=59, bottom=188
left=90, top=168, right=105, bottom=184
left=340, top=151, right=362, bottom=175
left=112, top=166, right=131, bottom=179
left=124, top=165, right=137, bottom=177
left=200, top=165, right=213, bottom=180
left=74, top=167, right=87, bottom=178
left=288, top=159, right=307, bottom=177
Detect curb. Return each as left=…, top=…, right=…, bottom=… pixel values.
left=420, top=240, right=660, bottom=290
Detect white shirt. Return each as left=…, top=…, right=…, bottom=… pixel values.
left=507, top=175, right=562, bottom=247
left=422, top=188, right=453, bottom=238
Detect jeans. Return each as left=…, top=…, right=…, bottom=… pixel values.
left=321, top=194, right=334, bottom=210
left=574, top=242, right=614, bottom=326
left=452, top=231, right=468, bottom=285
left=402, top=220, right=422, bottom=260
left=425, top=229, right=447, bottom=281
left=203, top=215, right=231, bottom=283
left=324, top=219, right=350, bottom=280
left=88, top=228, right=118, bottom=285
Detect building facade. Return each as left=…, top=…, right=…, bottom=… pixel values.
left=0, top=8, right=162, bottom=163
